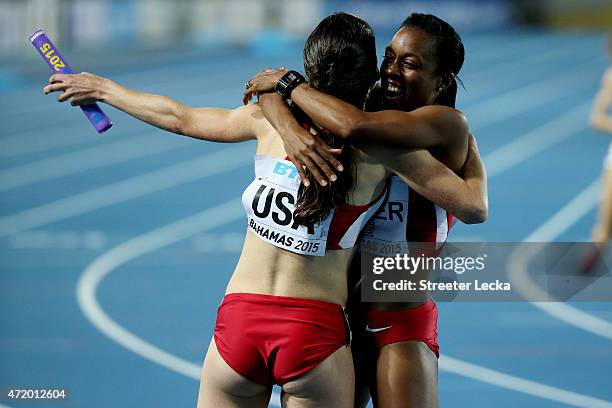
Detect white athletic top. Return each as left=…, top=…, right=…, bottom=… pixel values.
left=360, top=175, right=455, bottom=256
left=242, top=156, right=386, bottom=256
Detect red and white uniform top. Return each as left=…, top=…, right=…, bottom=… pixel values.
left=360, top=175, right=455, bottom=256
left=242, top=156, right=387, bottom=256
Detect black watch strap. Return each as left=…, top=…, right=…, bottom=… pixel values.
left=276, top=70, right=306, bottom=99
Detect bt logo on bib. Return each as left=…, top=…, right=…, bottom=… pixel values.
left=273, top=162, right=299, bottom=179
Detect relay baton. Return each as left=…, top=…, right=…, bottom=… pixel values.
left=29, top=29, right=112, bottom=133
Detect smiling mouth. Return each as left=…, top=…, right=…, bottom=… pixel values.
left=383, top=82, right=403, bottom=98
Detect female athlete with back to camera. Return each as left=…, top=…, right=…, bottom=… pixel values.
left=246, top=13, right=479, bottom=408
left=44, top=13, right=485, bottom=408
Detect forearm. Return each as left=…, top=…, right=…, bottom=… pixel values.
left=258, top=93, right=302, bottom=138
left=291, top=84, right=467, bottom=150
left=409, top=166, right=488, bottom=225
left=461, top=152, right=488, bottom=223
left=245, top=68, right=464, bottom=148
left=101, top=79, right=185, bottom=134
left=290, top=83, right=363, bottom=139
left=362, top=146, right=487, bottom=224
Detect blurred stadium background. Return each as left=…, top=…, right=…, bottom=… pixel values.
left=1, top=0, right=612, bottom=407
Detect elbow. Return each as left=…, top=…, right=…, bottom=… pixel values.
left=335, top=113, right=364, bottom=140
left=335, top=119, right=355, bottom=140
left=172, top=120, right=185, bottom=136
left=172, top=105, right=189, bottom=136
left=459, top=201, right=488, bottom=225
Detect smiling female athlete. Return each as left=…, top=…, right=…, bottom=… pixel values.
left=245, top=13, right=479, bottom=408
left=44, top=13, right=486, bottom=408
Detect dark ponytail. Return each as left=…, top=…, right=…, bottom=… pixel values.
left=293, top=12, right=378, bottom=226
left=399, top=13, right=465, bottom=108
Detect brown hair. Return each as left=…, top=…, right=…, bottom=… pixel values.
left=293, top=13, right=378, bottom=226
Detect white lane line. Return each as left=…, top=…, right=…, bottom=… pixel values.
left=0, top=132, right=185, bottom=191
left=0, top=33, right=593, bottom=151
left=76, top=197, right=612, bottom=408
left=440, top=355, right=612, bottom=408
left=0, top=75, right=596, bottom=245
left=467, top=60, right=598, bottom=131
left=0, top=123, right=97, bottom=159
left=3, top=62, right=592, bottom=237
left=483, top=102, right=592, bottom=178
left=76, top=199, right=283, bottom=408
left=0, top=143, right=253, bottom=238
left=1, top=56, right=594, bottom=195
left=525, top=179, right=602, bottom=244
left=463, top=40, right=600, bottom=90
left=508, top=178, right=612, bottom=341
left=466, top=33, right=594, bottom=65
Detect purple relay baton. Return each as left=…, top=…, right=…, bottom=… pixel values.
left=29, top=29, right=112, bottom=133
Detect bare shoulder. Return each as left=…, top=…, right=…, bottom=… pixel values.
left=417, top=105, right=469, bottom=140
left=240, top=102, right=264, bottom=122
left=242, top=102, right=272, bottom=139
left=416, top=104, right=467, bottom=124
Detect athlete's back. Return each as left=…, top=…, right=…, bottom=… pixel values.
left=227, top=110, right=388, bottom=305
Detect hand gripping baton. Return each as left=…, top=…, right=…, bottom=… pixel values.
left=29, top=29, right=112, bottom=133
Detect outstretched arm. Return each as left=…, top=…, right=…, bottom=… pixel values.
left=44, top=72, right=259, bottom=142
left=244, top=69, right=467, bottom=149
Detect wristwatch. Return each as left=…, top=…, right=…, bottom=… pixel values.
left=276, top=70, right=306, bottom=99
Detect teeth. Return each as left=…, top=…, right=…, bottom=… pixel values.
left=386, top=84, right=400, bottom=93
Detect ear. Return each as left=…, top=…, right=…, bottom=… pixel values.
left=436, top=72, right=453, bottom=93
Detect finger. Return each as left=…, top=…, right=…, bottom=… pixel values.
left=318, top=147, right=344, bottom=172
left=301, top=156, right=327, bottom=186
left=310, top=152, right=337, bottom=182
left=57, top=91, right=73, bottom=103
left=244, top=85, right=264, bottom=102
left=291, top=157, right=310, bottom=187
left=243, top=86, right=259, bottom=104
left=43, top=83, right=68, bottom=94
left=69, top=96, right=87, bottom=106
left=311, top=134, right=344, bottom=172
left=328, top=148, right=343, bottom=157
left=245, top=84, right=259, bottom=96
left=49, top=74, right=67, bottom=84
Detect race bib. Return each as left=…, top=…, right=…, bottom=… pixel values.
left=360, top=176, right=409, bottom=256
left=242, top=156, right=333, bottom=256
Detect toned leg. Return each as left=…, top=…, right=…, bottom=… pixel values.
left=281, top=346, right=355, bottom=408
left=375, top=341, right=438, bottom=408
left=196, top=340, right=271, bottom=408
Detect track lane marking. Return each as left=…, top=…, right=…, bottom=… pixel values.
left=508, top=178, right=612, bottom=341
left=77, top=198, right=612, bottom=408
